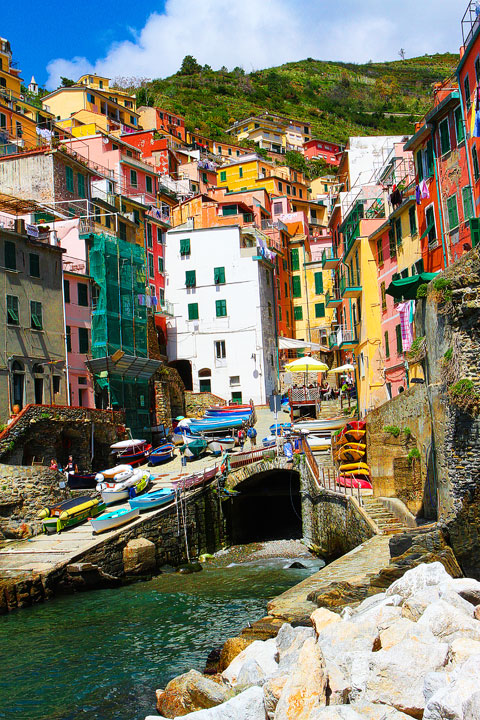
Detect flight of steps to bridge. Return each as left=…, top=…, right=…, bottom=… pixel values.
left=361, top=497, right=410, bottom=535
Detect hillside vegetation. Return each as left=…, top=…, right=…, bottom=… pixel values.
left=133, top=54, right=459, bottom=144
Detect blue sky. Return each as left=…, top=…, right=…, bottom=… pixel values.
left=4, top=0, right=466, bottom=90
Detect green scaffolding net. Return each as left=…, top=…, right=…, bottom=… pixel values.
left=89, top=234, right=150, bottom=438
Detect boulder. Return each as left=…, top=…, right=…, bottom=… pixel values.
left=385, top=562, right=450, bottom=600
left=276, top=624, right=315, bottom=674
left=417, top=599, right=480, bottom=643
left=317, top=619, right=378, bottom=662
left=123, top=538, right=156, bottom=575
left=378, top=617, right=435, bottom=651
left=218, top=637, right=253, bottom=672
left=424, top=653, right=480, bottom=720
left=147, top=685, right=265, bottom=720
left=475, top=606, right=480, bottom=621
left=441, top=577, right=480, bottom=606
left=363, top=638, right=449, bottom=718
left=155, top=669, right=229, bottom=717
left=310, top=607, right=341, bottom=635
left=463, top=691, right=480, bottom=719
left=222, top=638, right=277, bottom=686
left=447, top=637, right=480, bottom=666
left=325, top=659, right=350, bottom=705
left=264, top=675, right=287, bottom=719
left=236, top=659, right=265, bottom=688
left=401, top=588, right=440, bottom=622
left=351, top=603, right=403, bottom=633
left=307, top=704, right=413, bottom=719
left=274, top=637, right=327, bottom=719
left=438, top=586, right=476, bottom=615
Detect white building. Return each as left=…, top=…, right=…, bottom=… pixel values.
left=165, top=224, right=278, bottom=405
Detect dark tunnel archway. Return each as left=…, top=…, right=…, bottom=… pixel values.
left=223, top=469, right=302, bottom=544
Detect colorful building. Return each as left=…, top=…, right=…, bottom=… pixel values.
left=227, top=113, right=311, bottom=154
left=137, top=106, right=186, bottom=142
left=303, top=139, right=343, bottom=165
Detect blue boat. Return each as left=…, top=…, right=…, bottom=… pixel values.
left=129, top=488, right=175, bottom=512
left=269, top=422, right=292, bottom=434
left=188, top=417, right=245, bottom=433
left=149, top=443, right=175, bottom=466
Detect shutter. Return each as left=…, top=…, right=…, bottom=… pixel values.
left=396, top=324, right=403, bottom=354
left=409, top=205, right=417, bottom=235
left=315, top=302, right=325, bottom=318
left=185, top=270, right=196, bottom=287
left=79, top=327, right=89, bottom=353
left=384, top=330, right=390, bottom=359
left=214, top=266, right=225, bottom=284
left=29, top=253, right=40, bottom=277
left=294, top=306, right=303, bottom=320
left=381, top=282, right=386, bottom=311
left=473, top=147, right=480, bottom=181
left=292, top=276, right=301, bottom=297
left=31, top=301, right=42, bottom=330
left=416, top=150, right=424, bottom=182
left=395, top=217, right=402, bottom=246
left=291, top=248, right=299, bottom=271
left=440, top=120, right=450, bottom=155
left=415, top=258, right=425, bottom=274
left=64, top=279, right=70, bottom=303
left=388, top=227, right=396, bottom=258
left=7, top=295, right=18, bottom=324
left=377, top=238, right=384, bottom=265
left=314, top=272, right=323, bottom=294
left=4, top=240, right=16, bottom=270
left=66, top=166, right=74, bottom=192
left=220, top=171, right=226, bottom=182
left=188, top=303, right=199, bottom=320
left=77, top=283, right=88, bottom=306
left=470, top=218, right=480, bottom=248
left=66, top=326, right=72, bottom=352
left=216, top=299, right=227, bottom=317
left=426, top=139, right=434, bottom=177
left=462, top=186, right=474, bottom=221
left=446, top=195, right=459, bottom=230
left=455, top=107, right=465, bottom=144
left=180, top=238, right=191, bottom=255
left=77, top=173, right=86, bottom=198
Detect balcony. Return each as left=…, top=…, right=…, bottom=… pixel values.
left=157, top=300, right=174, bottom=317
left=340, top=271, right=362, bottom=299
left=339, top=327, right=358, bottom=350
left=328, top=331, right=339, bottom=349
left=322, top=247, right=341, bottom=270
left=325, top=288, right=342, bottom=308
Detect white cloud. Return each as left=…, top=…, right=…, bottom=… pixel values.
left=45, top=0, right=464, bottom=89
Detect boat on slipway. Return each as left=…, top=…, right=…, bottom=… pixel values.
left=129, top=488, right=176, bottom=512
left=90, top=507, right=140, bottom=534
left=110, top=440, right=152, bottom=466
left=39, top=496, right=105, bottom=534
left=294, top=416, right=348, bottom=433
left=149, top=443, right=175, bottom=466
left=98, top=470, right=151, bottom=505
left=66, top=472, right=97, bottom=490
left=171, top=465, right=218, bottom=491
left=207, top=437, right=236, bottom=455
left=182, top=437, right=208, bottom=459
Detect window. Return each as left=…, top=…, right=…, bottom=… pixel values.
left=66, top=326, right=71, bottom=352
left=6, top=295, right=19, bottom=325
left=377, top=238, right=384, bottom=265
left=216, top=299, right=227, bottom=317
left=446, top=194, right=459, bottom=231
left=30, top=301, right=43, bottom=330
left=0, top=112, right=6, bottom=129
left=78, top=327, right=89, bottom=354
left=185, top=270, right=196, bottom=287
left=130, top=169, right=138, bottom=187
left=381, top=281, right=387, bottom=311
left=292, top=186, right=297, bottom=196
left=4, top=240, right=16, bottom=271
left=315, top=302, right=325, bottom=318
left=425, top=139, right=434, bottom=178
left=239, top=167, right=243, bottom=178
left=119, top=221, right=127, bottom=241
left=409, top=205, right=417, bottom=235
left=462, top=186, right=474, bottom=222
left=473, top=145, right=480, bottom=182
left=465, top=73, right=472, bottom=111
left=65, top=166, right=74, bottom=193
left=215, top=340, right=226, bottom=359
left=77, top=283, right=88, bottom=306
left=395, top=217, right=402, bottom=246
left=278, top=181, right=283, bottom=192
left=388, top=227, right=396, bottom=258
left=229, top=375, right=240, bottom=386
left=455, top=106, right=465, bottom=145
left=284, top=281, right=288, bottom=297
left=64, top=279, right=70, bottom=303
left=384, top=330, right=390, bottom=359
left=290, top=248, right=299, bottom=271
left=286, top=185, right=291, bottom=194
left=220, top=171, right=227, bottom=182
left=416, top=149, right=424, bottom=182
left=294, top=306, right=303, bottom=321
left=133, top=209, right=140, bottom=226
left=158, top=256, right=164, bottom=273
left=396, top=324, right=403, bottom=354
left=413, top=259, right=424, bottom=275
left=314, top=272, right=323, bottom=294
left=146, top=223, right=153, bottom=248
left=188, top=303, right=199, bottom=320
left=299, top=188, right=303, bottom=198
left=214, top=266, right=225, bottom=284
left=439, top=118, right=451, bottom=155
left=77, top=173, right=86, bottom=198
left=202, top=172, right=208, bottom=184
left=180, top=238, right=191, bottom=255
left=400, top=268, right=409, bottom=279
left=425, top=206, right=436, bottom=245
left=146, top=176, right=153, bottom=194
left=292, top=276, right=301, bottom=297
left=148, top=253, right=154, bottom=278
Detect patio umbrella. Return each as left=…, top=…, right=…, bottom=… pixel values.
left=327, top=363, right=355, bottom=374
left=284, top=357, right=329, bottom=373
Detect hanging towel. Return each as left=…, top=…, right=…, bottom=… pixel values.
left=420, top=180, right=429, bottom=200
left=397, top=301, right=414, bottom=352
left=415, top=185, right=422, bottom=205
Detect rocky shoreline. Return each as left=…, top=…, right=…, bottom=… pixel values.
left=147, top=561, right=480, bottom=720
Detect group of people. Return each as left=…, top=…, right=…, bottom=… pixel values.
left=49, top=455, right=78, bottom=479
left=237, top=425, right=257, bottom=450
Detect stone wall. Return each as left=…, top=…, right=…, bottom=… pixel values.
left=153, top=366, right=186, bottom=430
left=185, top=391, right=226, bottom=417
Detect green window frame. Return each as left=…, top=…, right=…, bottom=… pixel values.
left=384, top=330, right=390, bottom=359
left=409, top=205, right=417, bottom=235
left=4, top=240, right=16, bottom=270
left=426, top=206, right=436, bottom=244
left=414, top=258, right=425, bottom=275
left=446, top=194, right=459, bottom=231
left=290, top=248, right=299, bottom=271
left=215, top=299, right=227, bottom=317
left=381, top=281, right=386, bottom=311
left=148, top=253, right=154, bottom=278
left=395, top=324, right=403, bottom=354
left=462, top=186, right=474, bottom=222
left=65, top=166, right=74, bottom=193
left=470, top=217, right=480, bottom=247
left=64, top=279, right=70, bottom=303
left=219, top=171, right=227, bottom=182
left=377, top=238, right=384, bottom=265
left=78, top=327, right=89, bottom=354
left=239, top=167, right=243, bottom=178
left=146, top=223, right=153, bottom=248
left=465, top=74, right=472, bottom=111
left=293, top=305, right=303, bottom=321
left=29, top=253, right=40, bottom=278
left=473, top=145, right=480, bottom=182
left=30, top=300, right=43, bottom=330
left=314, top=302, right=325, bottom=318
left=146, top=175, right=153, bottom=194
left=426, top=139, right=434, bottom=178
left=133, top=209, right=140, bottom=226
left=180, top=238, right=191, bottom=255
left=77, top=173, right=86, bottom=198
left=439, top=118, right=451, bottom=156
left=6, top=294, right=19, bottom=325
left=158, top=256, right=164, bottom=273
left=130, top=169, right=138, bottom=187
left=187, top=302, right=199, bottom=320
left=231, top=391, right=242, bottom=404
left=214, top=266, right=225, bottom=284
left=77, top=283, right=88, bottom=307
left=314, top=271, right=323, bottom=294
left=455, top=106, right=465, bottom=145
left=185, top=270, right=196, bottom=287
left=66, top=325, right=71, bottom=352
left=388, top=227, right=396, bottom=258
left=292, top=275, right=301, bottom=298
left=416, top=150, right=424, bottom=182
left=395, top=217, right=402, bottom=246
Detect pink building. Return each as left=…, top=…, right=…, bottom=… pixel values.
left=303, top=139, right=343, bottom=165
left=64, top=270, right=95, bottom=407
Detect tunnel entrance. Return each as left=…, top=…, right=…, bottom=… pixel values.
left=224, top=469, right=302, bottom=544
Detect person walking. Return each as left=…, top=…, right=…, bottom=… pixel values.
left=247, top=426, right=257, bottom=448
left=238, top=427, right=245, bottom=450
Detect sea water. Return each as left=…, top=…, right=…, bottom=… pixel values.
left=0, top=542, right=322, bottom=720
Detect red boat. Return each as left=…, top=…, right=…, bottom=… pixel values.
left=110, top=439, right=152, bottom=466
left=336, top=475, right=372, bottom=490
left=171, top=464, right=218, bottom=491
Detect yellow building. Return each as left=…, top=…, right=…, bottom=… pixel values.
left=0, top=37, right=54, bottom=150
left=227, top=112, right=311, bottom=153
left=42, top=75, right=139, bottom=136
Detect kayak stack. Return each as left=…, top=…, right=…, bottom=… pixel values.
left=332, top=420, right=372, bottom=490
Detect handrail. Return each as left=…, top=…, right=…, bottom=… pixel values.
left=302, top=436, right=320, bottom=483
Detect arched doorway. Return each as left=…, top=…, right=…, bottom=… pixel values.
left=198, top=368, right=211, bottom=393
left=11, top=360, right=25, bottom=411
left=169, top=360, right=193, bottom=391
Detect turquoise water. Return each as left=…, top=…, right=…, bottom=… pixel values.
left=0, top=548, right=322, bottom=720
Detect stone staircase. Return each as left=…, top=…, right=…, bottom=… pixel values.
left=361, top=497, right=410, bottom=535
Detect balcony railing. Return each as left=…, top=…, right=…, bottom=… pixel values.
left=328, top=331, right=339, bottom=349
left=157, top=300, right=174, bottom=317
left=322, top=247, right=341, bottom=269
left=325, top=287, right=342, bottom=307
left=340, top=271, right=362, bottom=298
left=462, top=1, right=480, bottom=49
left=338, top=326, right=358, bottom=348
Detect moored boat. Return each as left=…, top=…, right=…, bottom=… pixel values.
left=110, top=439, right=152, bottom=466
left=39, top=496, right=105, bottom=534
left=90, top=507, right=140, bottom=534
left=182, top=437, right=208, bottom=459
left=129, top=488, right=175, bottom=512
left=149, top=443, right=175, bottom=466
left=294, top=416, right=348, bottom=432
left=67, top=472, right=97, bottom=490
left=306, top=435, right=332, bottom=452
left=207, top=437, right=236, bottom=455
left=171, top=464, right=218, bottom=491
left=100, top=471, right=151, bottom=505
left=95, top=464, right=133, bottom=484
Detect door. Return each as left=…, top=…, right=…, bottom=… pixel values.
left=199, top=379, right=211, bottom=393
left=13, top=373, right=24, bottom=410
left=34, top=378, right=43, bottom=404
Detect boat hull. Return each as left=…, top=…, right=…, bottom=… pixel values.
left=149, top=444, right=175, bottom=465
left=100, top=472, right=150, bottom=505
left=207, top=437, right=236, bottom=455
left=90, top=508, right=140, bottom=534
left=295, top=417, right=348, bottom=432
left=41, top=498, right=105, bottom=534
left=307, top=435, right=332, bottom=451
left=67, top=473, right=97, bottom=490
left=337, top=476, right=372, bottom=490
left=129, top=489, right=175, bottom=511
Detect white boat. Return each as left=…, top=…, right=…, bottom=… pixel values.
left=294, top=416, right=348, bottom=432
left=110, top=439, right=147, bottom=450
left=90, top=507, right=140, bottom=534
left=207, top=437, right=236, bottom=455
left=99, top=471, right=150, bottom=505
left=307, top=435, right=332, bottom=451
left=95, top=464, right=133, bottom=483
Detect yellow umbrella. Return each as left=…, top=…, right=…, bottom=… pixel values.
left=284, top=357, right=329, bottom=373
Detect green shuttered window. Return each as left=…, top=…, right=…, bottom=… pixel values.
left=446, top=195, right=459, bottom=231
left=216, top=299, right=227, bottom=317
left=396, top=324, right=403, bottom=354
left=439, top=119, right=451, bottom=156
left=65, top=166, right=74, bottom=193
left=293, top=306, right=303, bottom=321
left=180, top=238, right=191, bottom=255
left=314, top=272, right=323, bottom=294
left=188, top=303, right=199, bottom=320
left=214, top=266, right=225, bottom=284
left=4, top=240, right=16, bottom=270
left=29, top=253, right=40, bottom=277
left=6, top=295, right=19, bottom=325
left=462, top=186, right=474, bottom=222
left=77, top=173, right=86, bottom=198
left=377, top=238, right=384, bottom=265
left=292, top=275, right=301, bottom=297
left=455, top=106, right=465, bottom=145
left=290, top=248, right=299, bottom=271
left=185, top=270, right=196, bottom=287
left=315, top=302, right=325, bottom=318
left=384, top=330, right=390, bottom=359
left=30, top=301, right=43, bottom=330
left=79, top=327, right=89, bottom=353
left=409, top=205, right=417, bottom=235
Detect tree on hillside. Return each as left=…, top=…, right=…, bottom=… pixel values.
left=179, top=56, right=202, bottom=76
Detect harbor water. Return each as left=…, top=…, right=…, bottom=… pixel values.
left=0, top=541, right=323, bottom=720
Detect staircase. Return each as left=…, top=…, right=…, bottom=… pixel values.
left=361, top=497, right=410, bottom=535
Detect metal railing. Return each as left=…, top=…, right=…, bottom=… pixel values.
left=462, top=1, right=480, bottom=49
left=340, top=271, right=361, bottom=295
left=325, top=287, right=341, bottom=306
left=302, top=436, right=320, bottom=482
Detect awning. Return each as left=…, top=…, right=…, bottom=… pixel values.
left=386, top=272, right=438, bottom=301
left=328, top=363, right=355, bottom=374
left=85, top=352, right=162, bottom=380
left=279, top=337, right=329, bottom=352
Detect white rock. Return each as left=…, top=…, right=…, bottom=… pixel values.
left=332, top=651, right=372, bottom=703
left=378, top=617, right=435, bottom=650
left=324, top=659, right=350, bottom=705
left=447, top=637, right=480, bottom=666
left=274, top=636, right=327, bottom=719
left=463, top=690, right=480, bottom=719
left=418, top=599, right=480, bottom=643
left=236, top=659, right=266, bottom=687
left=363, top=638, right=449, bottom=717
left=276, top=625, right=315, bottom=675
left=424, top=653, right=480, bottom=720
left=401, top=588, right=440, bottom=622
left=264, top=675, right=287, bottom=719
left=386, top=562, right=450, bottom=600
left=307, top=703, right=413, bottom=719
left=423, top=671, right=451, bottom=704
left=340, top=607, right=354, bottom=620
left=310, top=607, right=341, bottom=635
left=442, top=577, right=480, bottom=606
left=351, top=604, right=403, bottom=633
left=222, top=638, right=278, bottom=686
left=317, top=620, right=377, bottom=661
left=438, top=586, right=476, bottom=615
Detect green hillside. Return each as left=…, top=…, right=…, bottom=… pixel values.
left=135, top=53, right=459, bottom=145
